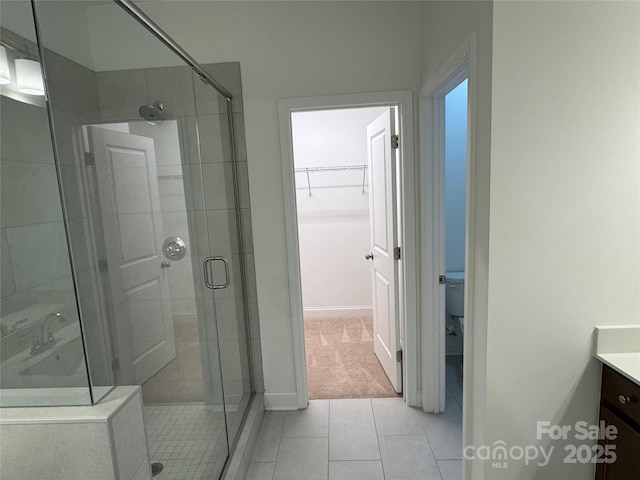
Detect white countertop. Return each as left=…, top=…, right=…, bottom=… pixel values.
left=594, top=325, right=640, bottom=386
left=595, top=352, right=640, bottom=386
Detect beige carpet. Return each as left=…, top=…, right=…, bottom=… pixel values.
left=305, top=317, right=399, bottom=399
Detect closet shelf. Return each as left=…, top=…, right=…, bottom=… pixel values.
left=294, top=164, right=368, bottom=196
left=294, top=164, right=367, bottom=173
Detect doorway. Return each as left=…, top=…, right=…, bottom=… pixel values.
left=443, top=78, right=468, bottom=411
left=290, top=107, right=399, bottom=399
left=279, top=91, right=417, bottom=408
left=420, top=35, right=483, bottom=479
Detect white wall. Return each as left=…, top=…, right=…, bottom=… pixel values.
left=293, top=108, right=386, bottom=317
left=486, top=2, right=640, bottom=479
left=135, top=1, right=423, bottom=406
left=445, top=80, right=468, bottom=273
left=291, top=108, right=388, bottom=169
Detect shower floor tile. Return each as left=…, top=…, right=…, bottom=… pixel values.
left=144, top=404, right=227, bottom=480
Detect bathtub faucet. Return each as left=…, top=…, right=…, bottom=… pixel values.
left=30, top=314, right=59, bottom=356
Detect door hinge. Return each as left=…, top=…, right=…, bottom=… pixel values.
left=98, top=259, right=109, bottom=272
left=393, top=246, right=401, bottom=260
left=439, top=275, right=446, bottom=284
left=111, top=358, right=120, bottom=372
left=84, top=152, right=95, bottom=166
left=391, top=134, right=399, bottom=149
left=396, top=350, right=403, bottom=363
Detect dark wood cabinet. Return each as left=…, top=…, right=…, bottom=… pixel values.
left=595, top=365, right=640, bottom=479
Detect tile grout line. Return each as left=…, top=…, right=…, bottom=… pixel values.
left=327, top=400, right=331, bottom=480
left=421, top=412, right=445, bottom=480
left=270, top=411, right=286, bottom=480
left=370, top=397, right=387, bottom=479
left=327, top=399, right=332, bottom=477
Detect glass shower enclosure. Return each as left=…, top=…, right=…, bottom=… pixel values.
left=0, top=1, right=254, bottom=478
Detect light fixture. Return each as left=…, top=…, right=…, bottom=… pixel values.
left=0, top=46, right=11, bottom=85
left=15, top=58, right=44, bottom=96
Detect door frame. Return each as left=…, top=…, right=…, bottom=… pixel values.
left=419, top=41, right=470, bottom=413
left=420, top=33, right=485, bottom=478
left=278, top=90, right=417, bottom=408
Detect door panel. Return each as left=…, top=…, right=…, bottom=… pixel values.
left=367, top=109, right=402, bottom=393
left=88, top=126, right=176, bottom=385
left=374, top=272, right=392, bottom=354
left=372, top=136, right=389, bottom=251
left=127, top=280, right=164, bottom=356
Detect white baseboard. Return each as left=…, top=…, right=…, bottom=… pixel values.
left=264, top=392, right=300, bottom=410
left=303, top=306, right=373, bottom=319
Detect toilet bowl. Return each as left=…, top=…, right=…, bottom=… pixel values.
left=445, top=271, right=465, bottom=318
left=445, top=271, right=464, bottom=354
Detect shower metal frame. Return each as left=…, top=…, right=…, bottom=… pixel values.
left=114, top=0, right=232, bottom=99
left=28, top=0, right=254, bottom=431
left=109, top=8, right=258, bottom=445
left=112, top=0, right=256, bottom=402
left=112, top=3, right=257, bottom=475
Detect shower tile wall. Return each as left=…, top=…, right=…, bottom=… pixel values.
left=43, top=49, right=117, bottom=390
left=37, top=48, right=263, bottom=400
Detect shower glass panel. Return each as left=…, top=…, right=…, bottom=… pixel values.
left=192, top=70, right=253, bottom=444
left=28, top=1, right=252, bottom=478
left=0, top=1, right=90, bottom=407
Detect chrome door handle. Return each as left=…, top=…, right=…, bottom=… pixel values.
left=365, top=253, right=373, bottom=260
left=203, top=257, right=213, bottom=289
left=203, top=256, right=230, bottom=290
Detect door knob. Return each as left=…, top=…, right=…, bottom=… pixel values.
left=365, top=253, right=373, bottom=260
left=161, top=260, right=171, bottom=269
left=618, top=394, right=632, bottom=405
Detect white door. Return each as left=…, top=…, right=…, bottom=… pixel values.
left=88, top=126, right=176, bottom=384
left=367, top=110, right=402, bottom=393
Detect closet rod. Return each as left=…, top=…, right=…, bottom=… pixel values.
left=295, top=164, right=369, bottom=196
left=294, top=164, right=368, bottom=173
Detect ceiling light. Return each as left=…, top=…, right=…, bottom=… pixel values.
left=15, top=58, right=44, bottom=96
left=0, top=46, right=11, bottom=85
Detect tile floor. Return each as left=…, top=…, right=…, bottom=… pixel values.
left=144, top=404, right=226, bottom=480
left=247, top=356, right=464, bottom=480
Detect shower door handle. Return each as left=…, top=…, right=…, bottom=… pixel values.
left=203, top=256, right=230, bottom=290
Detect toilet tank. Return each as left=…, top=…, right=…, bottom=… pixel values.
left=445, top=271, right=464, bottom=317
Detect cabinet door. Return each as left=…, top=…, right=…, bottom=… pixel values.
left=595, top=406, right=640, bottom=479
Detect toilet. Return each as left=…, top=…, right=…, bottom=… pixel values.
left=445, top=271, right=464, bottom=332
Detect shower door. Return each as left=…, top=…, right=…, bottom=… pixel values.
left=190, top=68, right=254, bottom=442
left=32, top=1, right=253, bottom=478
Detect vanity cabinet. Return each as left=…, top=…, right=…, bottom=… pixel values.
left=595, top=365, right=640, bottom=479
